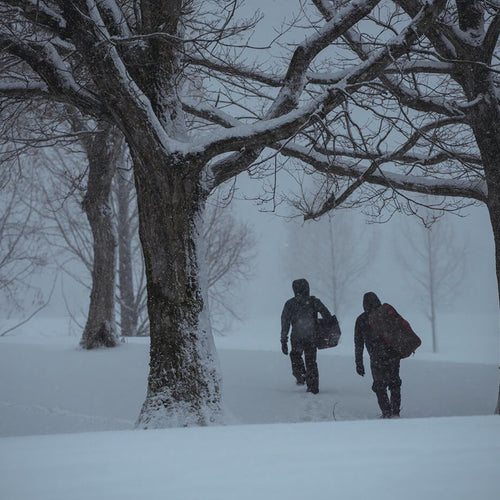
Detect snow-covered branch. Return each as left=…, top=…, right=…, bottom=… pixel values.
left=96, top=0, right=132, bottom=38
left=394, top=0, right=458, bottom=60
left=277, top=143, right=487, bottom=210
left=268, top=0, right=382, bottom=116
left=0, top=34, right=103, bottom=115
left=186, top=0, right=447, bottom=182
left=2, top=0, right=69, bottom=38
left=342, top=30, right=463, bottom=118
left=196, top=0, right=385, bottom=187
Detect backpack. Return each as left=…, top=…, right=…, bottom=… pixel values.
left=368, top=303, right=421, bottom=358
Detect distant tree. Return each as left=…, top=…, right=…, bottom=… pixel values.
left=285, top=211, right=373, bottom=316
left=34, top=116, right=120, bottom=349
left=0, top=157, right=51, bottom=336
left=76, top=119, right=119, bottom=349
left=203, top=197, right=257, bottom=333
left=396, top=212, right=466, bottom=352
left=43, top=148, right=256, bottom=337
left=113, top=164, right=146, bottom=337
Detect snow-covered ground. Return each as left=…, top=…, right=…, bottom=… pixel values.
left=0, top=314, right=499, bottom=499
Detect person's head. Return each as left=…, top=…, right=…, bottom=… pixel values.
left=363, top=291, right=381, bottom=313
left=292, top=279, right=310, bottom=297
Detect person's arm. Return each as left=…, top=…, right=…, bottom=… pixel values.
left=280, top=302, right=291, bottom=355
left=354, top=315, right=365, bottom=376
left=314, top=297, right=332, bottom=320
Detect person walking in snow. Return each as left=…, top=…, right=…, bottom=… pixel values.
left=354, top=291, right=402, bottom=418
left=280, top=278, right=332, bottom=394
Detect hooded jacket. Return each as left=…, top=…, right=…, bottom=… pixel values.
left=355, top=292, right=398, bottom=365
left=281, top=279, right=332, bottom=342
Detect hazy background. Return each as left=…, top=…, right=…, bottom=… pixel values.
left=230, top=173, right=498, bottom=316
left=4, top=0, right=499, bottom=365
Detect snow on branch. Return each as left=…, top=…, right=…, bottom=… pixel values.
left=96, top=0, right=132, bottom=37
left=276, top=143, right=487, bottom=214
left=342, top=29, right=463, bottom=118
left=291, top=115, right=485, bottom=218
left=268, top=0, right=383, bottom=116
left=80, top=0, right=183, bottom=154
left=0, top=34, right=102, bottom=115
left=182, top=90, right=485, bottom=210
left=2, top=0, right=68, bottom=38
left=385, top=60, right=456, bottom=75
left=185, top=0, right=448, bottom=179
left=194, top=0, right=385, bottom=185
left=311, top=0, right=336, bottom=21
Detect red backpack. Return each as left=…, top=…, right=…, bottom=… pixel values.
left=368, top=303, right=421, bottom=358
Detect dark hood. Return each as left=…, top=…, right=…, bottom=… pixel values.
left=363, top=292, right=381, bottom=313
left=292, top=279, right=310, bottom=297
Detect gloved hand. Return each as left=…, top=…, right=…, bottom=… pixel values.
left=356, top=363, right=365, bottom=377
left=281, top=341, right=288, bottom=356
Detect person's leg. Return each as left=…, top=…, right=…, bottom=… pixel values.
left=290, top=339, right=306, bottom=384
left=371, top=359, right=391, bottom=417
left=388, top=358, right=402, bottom=416
left=303, top=340, right=319, bottom=394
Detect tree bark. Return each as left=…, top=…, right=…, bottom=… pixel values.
left=131, top=153, right=222, bottom=428
left=468, top=96, right=500, bottom=414
left=79, top=121, right=118, bottom=349
left=55, top=0, right=222, bottom=425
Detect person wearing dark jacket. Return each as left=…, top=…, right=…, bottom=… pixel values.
left=281, top=279, right=332, bottom=394
left=355, top=292, right=402, bottom=418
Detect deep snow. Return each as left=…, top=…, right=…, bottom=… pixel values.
left=0, top=314, right=499, bottom=499
left=1, top=417, right=498, bottom=500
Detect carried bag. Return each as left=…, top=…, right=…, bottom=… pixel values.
left=315, top=315, right=342, bottom=349
left=368, top=303, right=421, bottom=358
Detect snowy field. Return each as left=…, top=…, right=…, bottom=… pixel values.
left=0, top=314, right=499, bottom=499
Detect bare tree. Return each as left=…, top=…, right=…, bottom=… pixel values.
left=114, top=164, right=145, bottom=337
left=284, top=211, right=373, bottom=316
left=396, top=212, right=466, bottom=352
left=76, top=119, right=120, bottom=348
left=31, top=117, right=120, bottom=348
left=0, top=155, right=51, bottom=335
left=203, top=196, right=257, bottom=333
left=0, top=0, right=454, bottom=425
left=0, top=89, right=122, bottom=347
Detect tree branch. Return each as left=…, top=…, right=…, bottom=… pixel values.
left=2, top=0, right=70, bottom=39
left=186, top=0, right=448, bottom=182
left=0, top=35, right=103, bottom=116
left=484, top=12, right=500, bottom=60
left=276, top=142, right=487, bottom=208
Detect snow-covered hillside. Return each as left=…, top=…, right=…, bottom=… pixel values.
left=0, top=315, right=498, bottom=499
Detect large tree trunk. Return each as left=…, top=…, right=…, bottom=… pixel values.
left=58, top=0, right=221, bottom=423
left=483, top=166, right=500, bottom=415
left=132, top=154, right=222, bottom=427
left=116, top=168, right=139, bottom=337
left=468, top=95, right=500, bottom=414
left=80, top=122, right=118, bottom=349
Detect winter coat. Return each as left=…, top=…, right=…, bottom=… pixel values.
left=281, top=279, right=332, bottom=342
left=354, top=292, right=399, bottom=366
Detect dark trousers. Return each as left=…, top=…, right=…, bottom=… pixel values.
left=370, top=357, right=401, bottom=417
left=290, top=337, right=319, bottom=392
